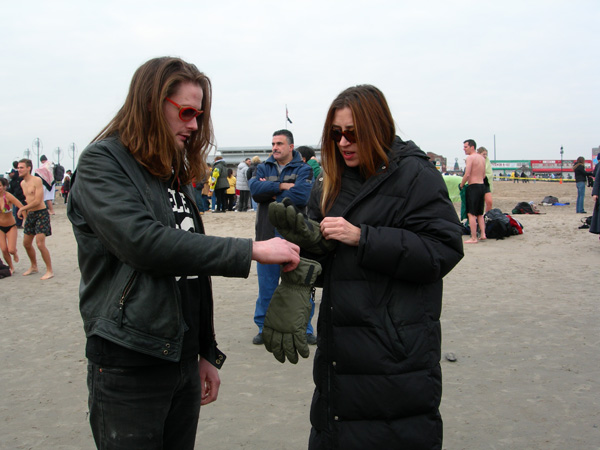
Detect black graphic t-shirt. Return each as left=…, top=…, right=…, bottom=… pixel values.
left=167, top=186, right=201, bottom=361
left=86, top=186, right=201, bottom=366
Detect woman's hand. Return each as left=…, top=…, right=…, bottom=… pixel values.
left=320, top=217, right=361, bottom=246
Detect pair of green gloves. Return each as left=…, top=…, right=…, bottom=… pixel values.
left=262, top=199, right=335, bottom=364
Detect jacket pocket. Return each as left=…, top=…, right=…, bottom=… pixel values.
left=116, top=272, right=138, bottom=327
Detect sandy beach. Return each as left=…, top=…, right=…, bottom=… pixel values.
left=1, top=180, right=598, bottom=449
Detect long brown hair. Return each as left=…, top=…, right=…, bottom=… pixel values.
left=319, top=85, right=395, bottom=214
left=94, top=57, right=214, bottom=184
left=573, top=156, right=585, bottom=169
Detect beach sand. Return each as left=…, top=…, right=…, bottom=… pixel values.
left=0, top=180, right=598, bottom=449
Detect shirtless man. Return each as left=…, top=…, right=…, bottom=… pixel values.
left=459, top=139, right=487, bottom=243
left=17, top=158, right=54, bottom=279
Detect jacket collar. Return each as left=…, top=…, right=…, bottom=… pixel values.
left=265, top=149, right=303, bottom=167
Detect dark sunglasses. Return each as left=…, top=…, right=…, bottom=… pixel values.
left=330, top=128, right=357, bottom=144
left=165, top=97, right=203, bottom=122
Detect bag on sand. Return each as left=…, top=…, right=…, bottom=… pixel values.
left=483, top=208, right=523, bottom=239
left=579, top=216, right=592, bottom=229
left=542, top=196, right=559, bottom=205
left=0, top=261, right=11, bottom=279
left=484, top=209, right=511, bottom=239
left=512, top=202, right=538, bottom=214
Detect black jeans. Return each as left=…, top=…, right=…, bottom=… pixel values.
left=87, top=358, right=201, bottom=450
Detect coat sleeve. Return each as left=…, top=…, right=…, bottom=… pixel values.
left=356, top=164, right=464, bottom=283
left=249, top=163, right=280, bottom=203
left=68, top=142, right=252, bottom=279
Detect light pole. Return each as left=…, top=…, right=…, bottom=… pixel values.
left=560, top=146, right=564, bottom=179
left=69, top=143, right=78, bottom=171
left=32, top=138, right=43, bottom=167
left=54, top=147, right=62, bottom=166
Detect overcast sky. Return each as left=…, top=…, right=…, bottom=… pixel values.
left=1, top=0, right=598, bottom=174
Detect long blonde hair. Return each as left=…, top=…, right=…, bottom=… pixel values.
left=94, top=57, right=215, bottom=185
left=319, top=85, right=395, bottom=214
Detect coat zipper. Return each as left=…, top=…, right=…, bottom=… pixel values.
left=117, top=272, right=137, bottom=327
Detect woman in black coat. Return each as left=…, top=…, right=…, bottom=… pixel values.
left=306, top=85, right=464, bottom=449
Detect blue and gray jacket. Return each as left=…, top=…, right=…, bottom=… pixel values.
left=249, top=150, right=313, bottom=241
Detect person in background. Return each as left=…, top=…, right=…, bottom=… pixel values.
left=212, top=156, right=228, bottom=213
left=66, top=56, right=299, bottom=450
left=460, top=139, right=487, bottom=243
left=248, top=129, right=315, bottom=346
left=36, top=155, right=55, bottom=215
left=458, top=139, right=487, bottom=244
left=0, top=177, right=24, bottom=273
left=246, top=156, right=261, bottom=211
left=277, top=84, right=463, bottom=449
left=589, top=162, right=600, bottom=237
left=193, top=168, right=211, bottom=214
left=18, top=158, right=54, bottom=280
left=236, top=157, right=251, bottom=212
left=7, top=161, right=25, bottom=228
left=297, top=145, right=321, bottom=178
left=573, top=156, right=593, bottom=214
left=61, top=171, right=71, bottom=204
left=200, top=169, right=211, bottom=212
left=520, top=171, right=528, bottom=183
left=476, top=146, right=493, bottom=212
left=226, top=168, right=236, bottom=211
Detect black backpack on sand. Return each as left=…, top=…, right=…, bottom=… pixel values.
left=484, top=208, right=513, bottom=239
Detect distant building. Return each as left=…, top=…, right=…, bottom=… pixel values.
left=490, top=159, right=592, bottom=179
left=490, top=160, right=530, bottom=177
left=426, top=152, right=447, bottom=172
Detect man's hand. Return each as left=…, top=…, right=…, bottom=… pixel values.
left=198, top=358, right=221, bottom=406
left=279, top=182, right=294, bottom=191
left=252, top=238, right=300, bottom=272
left=320, top=217, right=361, bottom=247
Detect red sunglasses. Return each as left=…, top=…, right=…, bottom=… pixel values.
left=331, top=128, right=357, bottom=144
left=165, top=97, right=203, bottom=122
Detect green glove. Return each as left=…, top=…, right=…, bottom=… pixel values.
left=263, top=257, right=322, bottom=364
left=268, top=198, right=335, bottom=255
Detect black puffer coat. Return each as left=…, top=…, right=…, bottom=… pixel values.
left=307, top=138, right=464, bottom=449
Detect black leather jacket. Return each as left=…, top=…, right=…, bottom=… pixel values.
left=67, top=136, right=252, bottom=367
